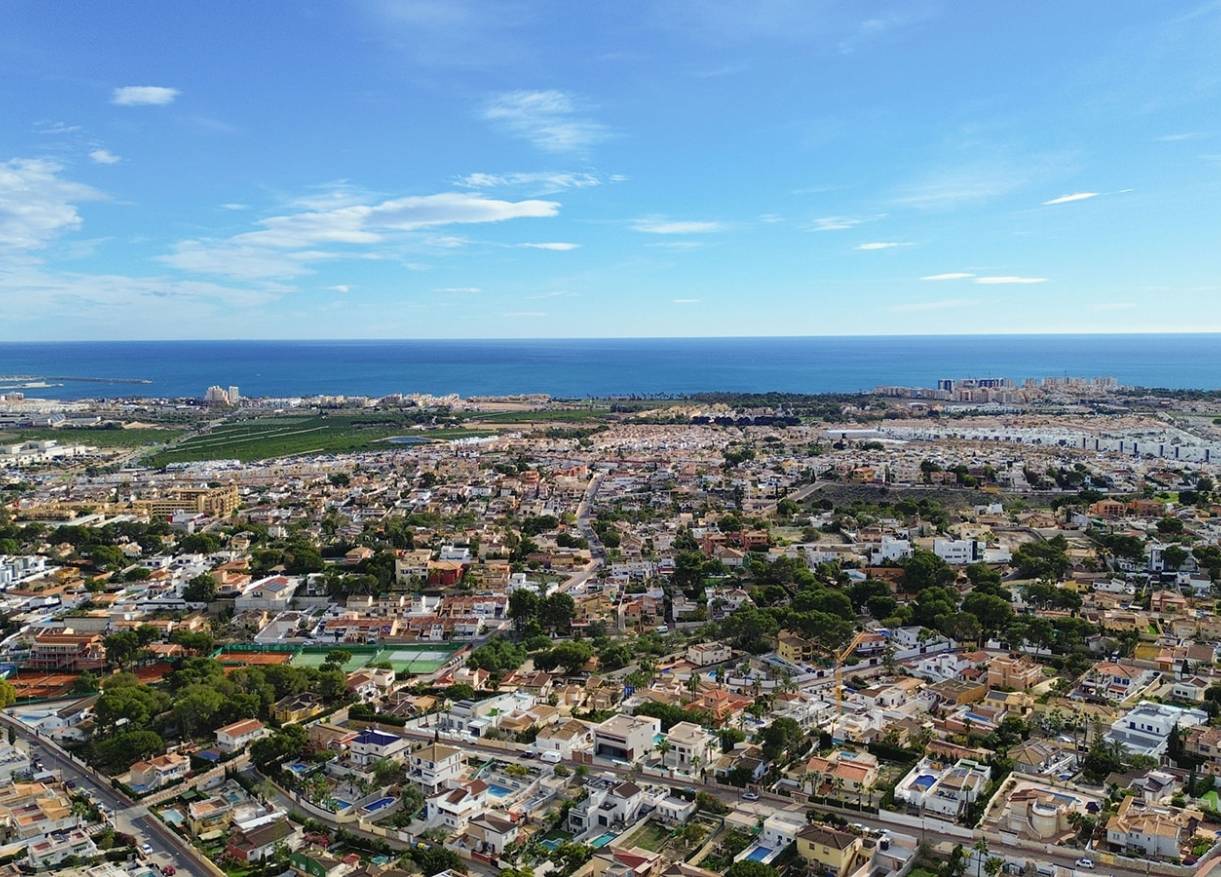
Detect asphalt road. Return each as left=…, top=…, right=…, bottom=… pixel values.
left=393, top=721, right=1165, bottom=877
left=2, top=714, right=214, bottom=876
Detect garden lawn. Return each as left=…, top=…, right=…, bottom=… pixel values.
left=619, top=821, right=672, bottom=852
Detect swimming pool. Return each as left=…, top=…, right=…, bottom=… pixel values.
left=540, top=838, right=562, bottom=852
left=488, top=783, right=513, bottom=797
left=746, top=846, right=774, bottom=862
left=363, top=796, right=395, bottom=813
left=330, top=799, right=353, bottom=811
left=591, top=832, right=617, bottom=848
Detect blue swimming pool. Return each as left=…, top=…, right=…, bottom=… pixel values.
left=330, top=799, right=353, bottom=811
left=363, top=796, right=395, bottom=813
left=747, top=846, right=774, bottom=862
left=591, top=832, right=616, bottom=848
left=488, top=783, right=513, bottom=797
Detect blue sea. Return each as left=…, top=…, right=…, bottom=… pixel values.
left=0, top=335, right=1218, bottom=400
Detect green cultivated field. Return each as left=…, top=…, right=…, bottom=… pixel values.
left=145, top=414, right=488, bottom=465
left=0, top=427, right=184, bottom=447
left=467, top=407, right=613, bottom=424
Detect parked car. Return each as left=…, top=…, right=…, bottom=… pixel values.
left=741, top=791, right=759, bottom=801
left=1075, top=858, right=1094, bottom=870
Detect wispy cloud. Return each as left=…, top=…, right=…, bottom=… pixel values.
left=516, top=241, right=579, bottom=251
left=974, top=275, right=1047, bottom=285
left=1155, top=132, right=1206, bottom=142
left=88, top=148, right=121, bottom=165
left=111, top=85, right=179, bottom=106
left=328, top=284, right=352, bottom=294
left=809, top=216, right=866, bottom=231
left=434, top=286, right=481, bottom=294
left=455, top=170, right=603, bottom=195
left=890, top=298, right=976, bottom=312
left=34, top=121, right=82, bottom=136
left=1042, top=191, right=1099, bottom=206
left=673, top=298, right=701, bottom=304
left=504, top=310, right=546, bottom=318
left=921, top=272, right=974, bottom=281
left=855, top=241, right=909, bottom=251
left=894, top=154, right=1071, bottom=210
left=160, top=190, right=560, bottom=280
left=482, top=91, right=609, bottom=154
left=0, top=158, right=104, bottom=250
left=632, top=218, right=724, bottom=234
left=1093, top=301, right=1137, bottom=311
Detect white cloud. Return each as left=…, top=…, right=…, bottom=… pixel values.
left=632, top=218, right=723, bottom=234
left=810, top=216, right=865, bottom=231
left=517, top=241, right=579, bottom=251
left=0, top=264, right=281, bottom=319
left=921, top=272, right=974, bottom=281
left=161, top=240, right=333, bottom=279
left=163, top=190, right=561, bottom=280
left=0, top=158, right=104, bottom=250
left=220, top=202, right=249, bottom=211
left=434, top=286, right=481, bottom=294
left=1092, top=301, right=1137, bottom=311
left=455, top=171, right=602, bottom=194
left=1042, top=191, right=1098, bottom=206
left=855, top=241, right=908, bottom=251
left=974, top=275, right=1047, bottom=285
left=673, top=298, right=701, bottom=304
left=111, top=86, right=180, bottom=106
left=328, top=284, right=352, bottom=294
left=890, top=298, right=977, bottom=312
left=482, top=90, right=608, bottom=154
left=893, top=155, right=1070, bottom=210
left=88, top=148, right=121, bottom=165
left=1155, top=132, right=1204, bottom=142
left=504, top=310, right=546, bottom=318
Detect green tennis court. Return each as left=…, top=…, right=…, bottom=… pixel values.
left=286, top=644, right=461, bottom=674
left=214, top=643, right=462, bottom=675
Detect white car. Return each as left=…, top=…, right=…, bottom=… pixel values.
left=141, top=843, right=154, bottom=855
left=1074, top=858, right=1094, bottom=870
left=741, top=791, right=759, bottom=801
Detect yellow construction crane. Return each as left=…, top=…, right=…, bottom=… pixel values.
left=816, top=630, right=874, bottom=719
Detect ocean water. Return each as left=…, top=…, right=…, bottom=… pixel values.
left=0, top=335, right=1218, bottom=400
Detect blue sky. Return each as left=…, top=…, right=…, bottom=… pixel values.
left=2, top=1, right=1220, bottom=340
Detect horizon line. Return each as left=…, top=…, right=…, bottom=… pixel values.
left=4, top=330, right=1221, bottom=344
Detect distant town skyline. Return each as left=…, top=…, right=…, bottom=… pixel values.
left=3, top=2, right=1220, bottom=340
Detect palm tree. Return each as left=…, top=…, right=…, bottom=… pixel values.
left=973, top=838, right=989, bottom=877
left=656, top=739, right=671, bottom=767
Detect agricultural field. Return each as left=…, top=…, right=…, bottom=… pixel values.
left=464, top=407, right=614, bottom=424
left=0, top=426, right=184, bottom=448
left=144, top=413, right=487, bottom=465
